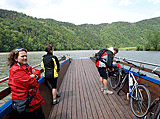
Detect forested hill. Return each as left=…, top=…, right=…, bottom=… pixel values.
left=0, top=9, right=160, bottom=52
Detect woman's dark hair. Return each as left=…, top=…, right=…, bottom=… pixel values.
left=7, top=48, right=27, bottom=67
left=45, top=44, right=53, bottom=53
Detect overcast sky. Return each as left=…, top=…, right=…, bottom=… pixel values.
left=0, top=0, right=160, bottom=25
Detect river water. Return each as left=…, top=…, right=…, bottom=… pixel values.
left=0, top=50, right=160, bottom=106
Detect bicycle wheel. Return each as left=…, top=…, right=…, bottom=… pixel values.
left=130, top=85, right=151, bottom=118
left=152, top=102, right=160, bottom=119
left=144, top=98, right=160, bottom=119
left=117, top=74, right=127, bottom=95
left=156, top=112, right=160, bottom=119
left=110, top=68, right=121, bottom=89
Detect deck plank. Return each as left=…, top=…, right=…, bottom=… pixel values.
left=60, top=61, right=71, bottom=119
left=78, top=60, right=88, bottom=119
left=49, top=59, right=139, bottom=119
left=76, top=60, right=82, bottom=119
left=66, top=65, right=72, bottom=119
left=81, top=59, right=99, bottom=119
left=79, top=59, right=94, bottom=119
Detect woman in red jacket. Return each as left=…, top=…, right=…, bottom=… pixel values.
left=7, top=48, right=45, bottom=119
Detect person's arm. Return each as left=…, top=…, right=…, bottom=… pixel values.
left=13, top=68, right=39, bottom=90
left=30, top=66, right=41, bottom=80
left=106, top=52, right=114, bottom=70
left=41, top=57, right=45, bottom=70
left=54, top=56, right=60, bottom=72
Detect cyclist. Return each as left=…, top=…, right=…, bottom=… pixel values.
left=95, top=47, right=118, bottom=94
left=41, top=44, right=60, bottom=105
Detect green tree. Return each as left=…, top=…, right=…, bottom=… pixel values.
left=136, top=45, right=143, bottom=51
left=1, top=8, right=160, bottom=52
left=146, top=31, right=160, bottom=51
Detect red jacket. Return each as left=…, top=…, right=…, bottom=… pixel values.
left=8, top=63, right=45, bottom=112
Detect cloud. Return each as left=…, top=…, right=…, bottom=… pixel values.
left=1, top=0, right=33, bottom=10
left=118, top=0, right=133, bottom=6
left=148, top=0, right=160, bottom=4
left=0, top=0, right=160, bottom=25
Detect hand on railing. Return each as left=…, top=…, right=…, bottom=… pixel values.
left=58, top=55, right=66, bottom=62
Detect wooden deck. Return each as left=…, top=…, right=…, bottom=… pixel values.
left=48, top=58, right=138, bottom=119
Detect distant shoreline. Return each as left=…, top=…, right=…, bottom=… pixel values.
left=0, top=49, right=159, bottom=55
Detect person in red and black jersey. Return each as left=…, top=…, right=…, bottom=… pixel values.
left=41, top=44, right=60, bottom=105
left=95, top=47, right=118, bottom=94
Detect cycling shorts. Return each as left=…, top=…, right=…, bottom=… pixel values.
left=45, top=77, right=58, bottom=89
left=97, top=67, right=108, bottom=79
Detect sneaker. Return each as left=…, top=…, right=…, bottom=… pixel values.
left=103, top=90, right=113, bottom=95
left=53, top=99, right=60, bottom=105
left=57, top=92, right=60, bottom=97
left=101, top=88, right=104, bottom=92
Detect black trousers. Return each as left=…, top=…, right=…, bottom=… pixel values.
left=9, top=106, right=45, bottom=119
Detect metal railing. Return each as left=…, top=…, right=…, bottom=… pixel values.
left=0, top=55, right=67, bottom=84
left=114, top=56, right=160, bottom=67
left=113, top=56, right=160, bottom=85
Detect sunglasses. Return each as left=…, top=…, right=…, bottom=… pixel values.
left=15, top=48, right=28, bottom=54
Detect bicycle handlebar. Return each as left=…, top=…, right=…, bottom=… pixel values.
left=123, top=58, right=147, bottom=77
left=152, top=67, right=160, bottom=78
left=123, top=59, right=143, bottom=69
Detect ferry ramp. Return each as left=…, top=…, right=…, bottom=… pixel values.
left=48, top=58, right=138, bottom=119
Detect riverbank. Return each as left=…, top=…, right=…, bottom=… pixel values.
left=118, top=47, right=137, bottom=51
left=1, top=47, right=160, bottom=54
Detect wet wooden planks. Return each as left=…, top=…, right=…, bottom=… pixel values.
left=49, top=59, right=138, bottom=119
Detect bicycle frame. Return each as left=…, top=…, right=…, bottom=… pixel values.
left=129, top=72, right=143, bottom=101
left=120, top=62, right=145, bottom=101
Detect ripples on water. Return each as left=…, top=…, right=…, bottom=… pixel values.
left=0, top=50, right=160, bottom=106
left=116, top=51, right=160, bottom=65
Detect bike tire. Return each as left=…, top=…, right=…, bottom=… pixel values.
left=110, top=69, right=121, bottom=89
left=117, top=74, right=127, bottom=95
left=152, top=102, right=160, bottom=119
left=144, top=97, right=160, bottom=119
left=130, top=85, right=151, bottom=118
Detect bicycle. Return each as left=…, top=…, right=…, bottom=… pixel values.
left=117, top=59, right=151, bottom=118
left=144, top=67, right=160, bottom=119
left=110, top=60, right=123, bottom=90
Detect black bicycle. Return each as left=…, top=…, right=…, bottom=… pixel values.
left=117, top=59, right=151, bottom=118
left=110, top=60, right=123, bottom=90
left=144, top=67, right=160, bottom=119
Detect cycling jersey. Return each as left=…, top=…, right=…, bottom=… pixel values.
left=41, top=53, right=60, bottom=78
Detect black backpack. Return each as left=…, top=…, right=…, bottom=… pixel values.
left=94, top=48, right=108, bottom=61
